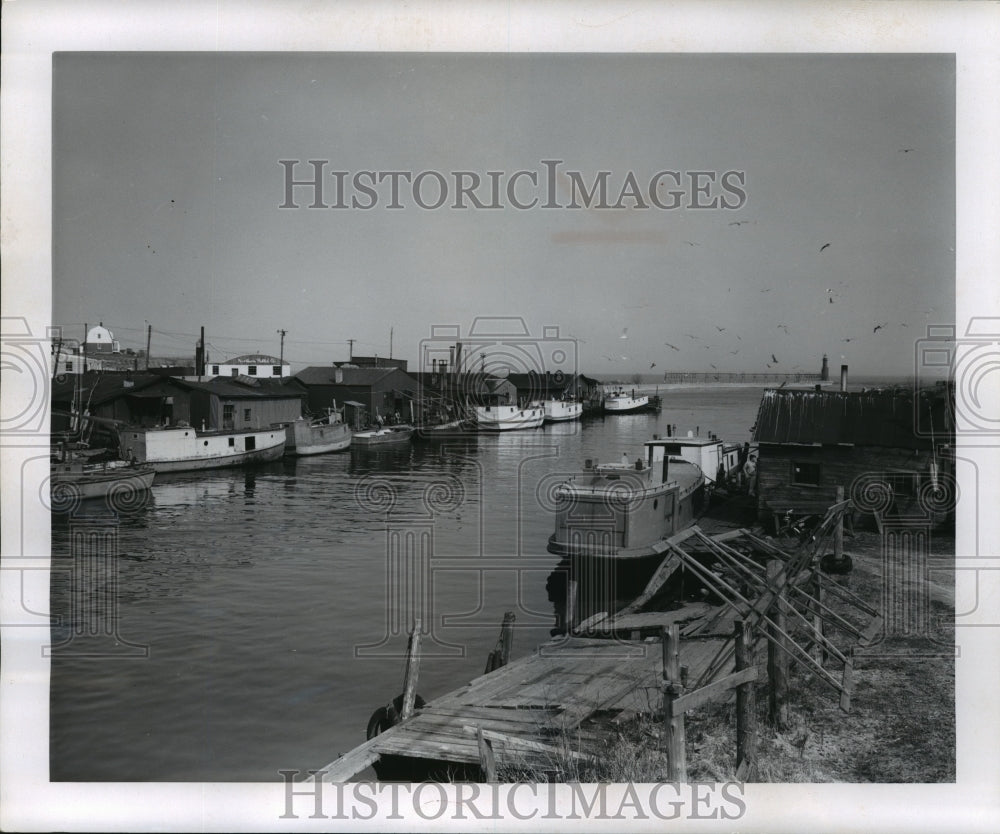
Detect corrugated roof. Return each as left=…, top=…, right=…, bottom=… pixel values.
left=751, top=386, right=951, bottom=448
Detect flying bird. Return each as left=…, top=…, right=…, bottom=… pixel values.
left=777, top=325, right=789, bottom=334
left=729, top=350, right=740, bottom=355
left=715, top=326, right=726, bottom=332
left=899, top=148, right=914, bottom=153
left=873, top=322, right=887, bottom=333
left=841, top=338, right=853, bottom=343
left=820, top=243, right=831, bottom=252
left=684, top=241, right=700, bottom=247
left=771, top=354, right=779, bottom=364
left=760, top=288, right=772, bottom=293
left=685, top=334, right=699, bottom=340
left=664, top=342, right=681, bottom=351
left=828, top=297, right=834, bottom=304
left=710, top=363, right=717, bottom=369
left=650, top=362, right=656, bottom=369
left=728, top=220, right=753, bottom=227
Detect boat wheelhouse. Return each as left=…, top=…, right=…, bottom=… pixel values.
left=117, top=425, right=285, bottom=472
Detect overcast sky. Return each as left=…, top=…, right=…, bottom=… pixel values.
left=53, top=52, right=954, bottom=376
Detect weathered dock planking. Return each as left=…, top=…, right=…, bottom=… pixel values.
left=315, top=630, right=729, bottom=782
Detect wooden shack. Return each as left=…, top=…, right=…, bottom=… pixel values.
left=751, top=384, right=953, bottom=525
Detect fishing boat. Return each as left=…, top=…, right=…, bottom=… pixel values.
left=353, top=424, right=415, bottom=447
left=474, top=401, right=545, bottom=431
left=603, top=388, right=650, bottom=414
left=542, top=398, right=583, bottom=423
left=50, top=450, right=156, bottom=505
left=116, top=425, right=285, bottom=472
left=415, top=418, right=469, bottom=441
left=283, top=410, right=352, bottom=455
left=547, top=437, right=707, bottom=601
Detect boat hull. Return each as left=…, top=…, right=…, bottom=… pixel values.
left=286, top=418, right=352, bottom=455
left=118, top=426, right=286, bottom=472
left=50, top=463, right=156, bottom=501
left=475, top=404, right=545, bottom=431
left=543, top=401, right=583, bottom=422
left=353, top=426, right=414, bottom=446
left=603, top=396, right=650, bottom=414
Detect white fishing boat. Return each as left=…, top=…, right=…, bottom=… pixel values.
left=353, top=425, right=415, bottom=447
left=475, top=401, right=544, bottom=431
left=548, top=439, right=706, bottom=561
left=284, top=411, right=352, bottom=456
left=603, top=388, right=650, bottom=414
left=50, top=453, right=156, bottom=505
left=542, top=398, right=583, bottom=423
left=117, top=425, right=285, bottom=472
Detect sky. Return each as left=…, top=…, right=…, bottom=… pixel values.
left=52, top=52, right=955, bottom=377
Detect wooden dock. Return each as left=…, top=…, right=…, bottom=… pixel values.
left=315, top=511, right=878, bottom=783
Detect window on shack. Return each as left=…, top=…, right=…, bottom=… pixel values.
left=791, top=461, right=821, bottom=485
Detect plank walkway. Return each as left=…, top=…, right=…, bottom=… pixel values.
left=316, top=631, right=728, bottom=782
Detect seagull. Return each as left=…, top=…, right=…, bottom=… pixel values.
left=820, top=243, right=831, bottom=252
left=899, top=148, right=914, bottom=153
left=729, top=220, right=752, bottom=227
left=715, top=326, right=726, bottom=332
left=873, top=322, right=887, bottom=334
left=650, top=362, right=657, bottom=369
left=685, top=334, right=699, bottom=340
left=841, top=338, right=853, bottom=343
left=729, top=350, right=739, bottom=355
left=777, top=325, right=789, bottom=334
left=760, top=288, right=772, bottom=293
left=710, top=363, right=717, bottom=369
left=771, top=354, right=779, bottom=364
left=664, top=342, right=681, bottom=351
left=829, top=297, right=834, bottom=304
left=684, top=241, right=700, bottom=247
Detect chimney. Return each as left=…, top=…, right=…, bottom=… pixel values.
left=455, top=342, right=463, bottom=375
left=821, top=354, right=829, bottom=381
left=449, top=347, right=455, bottom=373
left=840, top=364, right=848, bottom=392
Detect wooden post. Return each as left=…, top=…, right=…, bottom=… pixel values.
left=766, top=561, right=790, bottom=729
left=734, top=619, right=757, bottom=780
left=477, top=725, right=497, bottom=782
left=565, top=578, right=578, bottom=633
left=834, top=485, right=845, bottom=560
left=812, top=572, right=826, bottom=666
left=484, top=611, right=516, bottom=673
left=400, top=619, right=422, bottom=721
left=661, top=625, right=687, bottom=781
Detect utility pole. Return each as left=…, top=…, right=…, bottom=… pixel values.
left=145, top=321, right=152, bottom=370
left=389, top=327, right=393, bottom=360
left=83, top=322, right=89, bottom=373
left=277, top=329, right=287, bottom=366
left=347, top=338, right=355, bottom=362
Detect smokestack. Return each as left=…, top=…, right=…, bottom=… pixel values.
left=840, top=364, right=848, bottom=392
left=455, top=342, right=463, bottom=375
left=449, top=347, right=455, bottom=373
left=821, top=354, right=829, bottom=382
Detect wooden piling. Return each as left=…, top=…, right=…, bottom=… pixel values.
left=662, top=624, right=687, bottom=781
left=484, top=611, right=515, bottom=673
left=400, top=620, right=422, bottom=721
left=565, top=578, right=579, bottom=632
left=766, top=561, right=790, bottom=729
left=734, top=619, right=757, bottom=780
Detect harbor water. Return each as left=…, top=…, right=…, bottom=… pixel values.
left=50, top=385, right=767, bottom=781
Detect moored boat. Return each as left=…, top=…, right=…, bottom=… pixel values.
left=117, top=425, right=285, bottom=472
left=475, top=401, right=544, bottom=431
left=542, top=398, right=583, bottom=423
left=284, top=411, right=352, bottom=456
left=547, top=438, right=706, bottom=602
left=50, top=447, right=156, bottom=507
left=353, top=425, right=415, bottom=447
left=603, top=388, right=650, bottom=413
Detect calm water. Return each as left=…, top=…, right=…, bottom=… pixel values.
left=50, top=386, right=764, bottom=781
